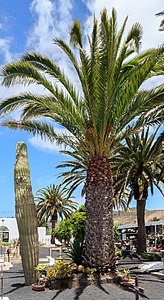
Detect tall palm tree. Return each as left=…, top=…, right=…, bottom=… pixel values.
left=113, top=127, right=164, bottom=253
left=35, top=184, right=78, bottom=244
left=0, top=9, right=164, bottom=271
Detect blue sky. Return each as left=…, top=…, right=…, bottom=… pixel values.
left=0, top=0, right=163, bottom=217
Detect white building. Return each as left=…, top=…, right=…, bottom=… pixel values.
left=0, top=217, right=50, bottom=244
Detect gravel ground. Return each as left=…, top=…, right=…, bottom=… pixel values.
left=1, top=248, right=164, bottom=300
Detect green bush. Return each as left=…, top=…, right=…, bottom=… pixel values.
left=85, top=267, right=97, bottom=276
left=53, top=206, right=86, bottom=245
left=54, top=219, right=72, bottom=245
left=141, top=252, right=162, bottom=261
left=46, top=260, right=73, bottom=280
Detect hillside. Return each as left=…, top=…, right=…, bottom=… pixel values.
left=113, top=207, right=164, bottom=226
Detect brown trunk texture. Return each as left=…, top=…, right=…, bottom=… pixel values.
left=51, top=215, right=57, bottom=244
left=84, top=156, right=116, bottom=271
left=14, top=142, right=39, bottom=285
left=137, top=199, right=146, bottom=254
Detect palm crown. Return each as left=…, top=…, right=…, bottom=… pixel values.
left=112, top=127, right=164, bottom=253
left=0, top=8, right=163, bottom=156
left=113, top=127, right=164, bottom=203
left=35, top=184, right=78, bottom=244
left=35, top=184, right=78, bottom=222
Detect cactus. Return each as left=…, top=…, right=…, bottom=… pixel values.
left=14, top=142, right=39, bottom=285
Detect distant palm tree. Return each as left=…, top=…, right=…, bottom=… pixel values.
left=0, top=8, right=164, bottom=271
left=156, top=10, right=164, bottom=31
left=35, top=184, right=78, bottom=244
left=113, top=127, right=164, bottom=253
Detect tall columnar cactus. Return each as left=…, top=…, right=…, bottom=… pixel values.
left=14, top=142, right=39, bottom=285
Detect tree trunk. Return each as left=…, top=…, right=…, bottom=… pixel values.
left=84, top=156, right=116, bottom=272
left=51, top=213, right=57, bottom=244
left=14, top=142, right=39, bottom=285
left=137, top=199, right=146, bottom=254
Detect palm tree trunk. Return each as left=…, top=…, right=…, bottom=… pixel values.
left=84, top=156, right=116, bottom=272
left=51, top=213, right=57, bottom=244
left=137, top=199, right=146, bottom=254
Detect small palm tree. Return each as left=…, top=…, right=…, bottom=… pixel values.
left=35, top=184, right=78, bottom=244
left=113, top=127, right=164, bottom=253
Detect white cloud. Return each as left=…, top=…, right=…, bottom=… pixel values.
left=28, top=125, right=70, bottom=153
left=83, top=0, right=164, bottom=91
left=83, top=0, right=164, bottom=50
left=26, top=0, right=81, bottom=97
left=29, top=135, right=63, bottom=153
left=0, top=38, right=13, bottom=63
left=27, top=0, right=73, bottom=57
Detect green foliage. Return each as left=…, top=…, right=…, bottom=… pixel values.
left=70, top=210, right=86, bottom=241
left=54, top=206, right=86, bottom=244
left=35, top=264, right=46, bottom=271
left=2, top=242, right=11, bottom=246
left=115, top=247, right=122, bottom=259
left=46, top=268, right=56, bottom=281
left=35, top=184, right=78, bottom=224
left=123, top=268, right=131, bottom=279
left=53, top=219, right=72, bottom=245
left=68, top=238, right=84, bottom=265
left=85, top=267, right=97, bottom=276
left=114, top=225, right=121, bottom=241
left=46, top=260, right=73, bottom=280
left=141, top=252, right=162, bottom=261
left=151, top=217, right=160, bottom=222
left=35, top=184, right=78, bottom=243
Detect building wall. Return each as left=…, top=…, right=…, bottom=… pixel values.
left=0, top=218, right=47, bottom=243
left=0, top=218, right=19, bottom=241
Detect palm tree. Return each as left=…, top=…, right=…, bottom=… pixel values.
left=0, top=8, right=164, bottom=271
left=113, top=127, right=164, bottom=253
left=156, top=10, right=164, bottom=31
left=35, top=184, right=78, bottom=244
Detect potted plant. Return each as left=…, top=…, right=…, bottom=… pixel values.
left=121, top=268, right=135, bottom=286
left=31, top=268, right=46, bottom=291
left=35, top=264, right=47, bottom=276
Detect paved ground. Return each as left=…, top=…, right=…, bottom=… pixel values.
left=1, top=248, right=164, bottom=300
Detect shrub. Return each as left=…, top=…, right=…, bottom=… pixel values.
left=141, top=252, right=162, bottom=261
left=46, top=260, right=73, bottom=280
left=85, top=267, right=97, bottom=276
left=68, top=238, right=84, bottom=265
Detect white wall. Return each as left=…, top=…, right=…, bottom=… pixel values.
left=0, top=218, right=48, bottom=243
left=0, top=218, right=19, bottom=241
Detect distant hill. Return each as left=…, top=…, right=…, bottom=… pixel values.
left=113, top=207, right=164, bottom=226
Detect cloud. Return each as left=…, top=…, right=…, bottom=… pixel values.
left=26, top=0, right=81, bottom=97
left=0, top=37, right=13, bottom=63
left=27, top=0, right=73, bottom=57
left=83, top=0, right=164, bottom=91
left=83, top=0, right=164, bottom=50
left=28, top=125, right=70, bottom=153
left=29, top=135, right=63, bottom=153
